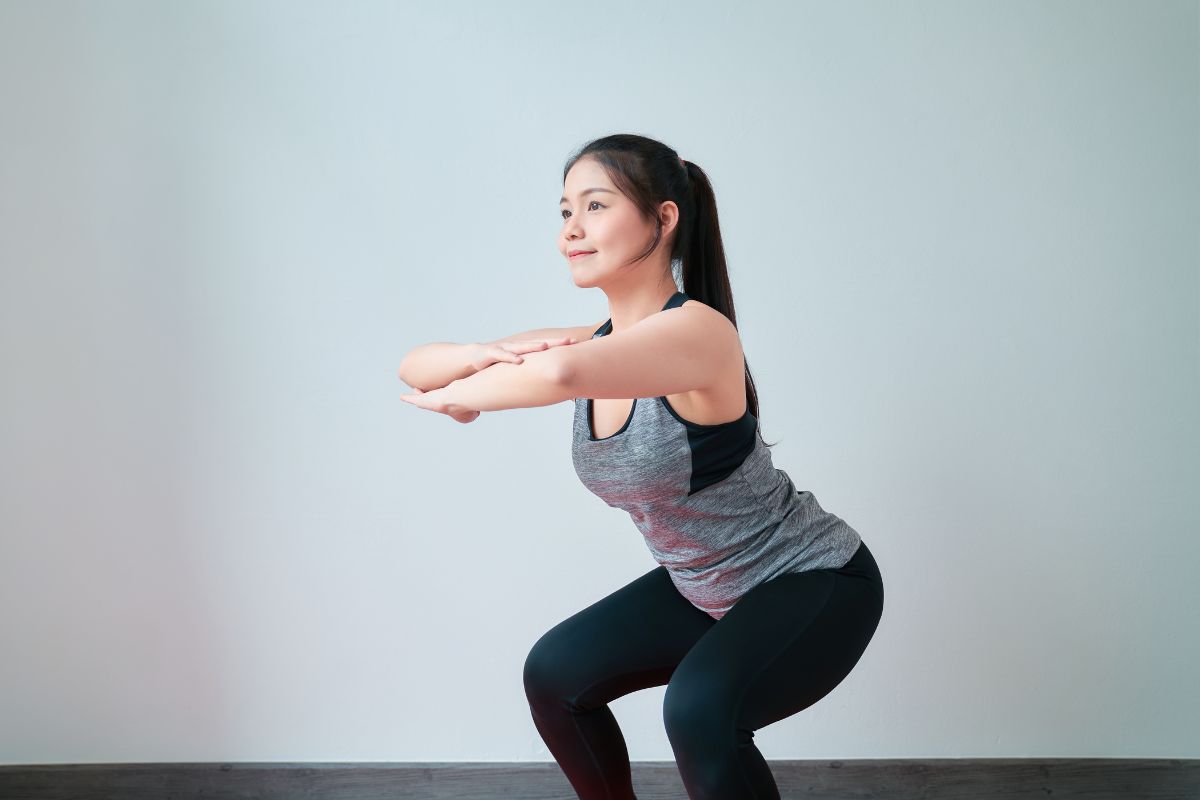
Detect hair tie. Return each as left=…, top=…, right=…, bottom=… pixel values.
left=679, top=156, right=686, bottom=166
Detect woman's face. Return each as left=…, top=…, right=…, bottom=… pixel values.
left=558, top=157, right=657, bottom=283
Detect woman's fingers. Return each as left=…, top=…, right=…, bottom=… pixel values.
left=511, top=337, right=573, bottom=353
left=484, top=337, right=576, bottom=367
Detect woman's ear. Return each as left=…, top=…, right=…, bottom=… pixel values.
left=659, top=200, right=680, bottom=235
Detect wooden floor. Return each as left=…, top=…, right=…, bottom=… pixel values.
left=0, top=759, right=1197, bottom=799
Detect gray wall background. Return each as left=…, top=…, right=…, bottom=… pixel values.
left=1, top=0, right=1196, bottom=764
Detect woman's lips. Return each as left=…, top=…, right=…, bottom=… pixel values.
left=569, top=251, right=596, bottom=259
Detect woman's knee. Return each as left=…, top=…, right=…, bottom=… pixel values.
left=662, top=669, right=731, bottom=742
left=522, top=627, right=580, bottom=704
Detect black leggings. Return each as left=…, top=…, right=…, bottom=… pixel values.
left=522, top=539, right=884, bottom=800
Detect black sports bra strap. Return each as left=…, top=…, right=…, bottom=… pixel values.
left=662, top=291, right=689, bottom=311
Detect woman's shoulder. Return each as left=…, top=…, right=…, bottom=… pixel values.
left=679, top=298, right=740, bottom=341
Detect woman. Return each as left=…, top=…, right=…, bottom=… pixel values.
left=398, top=133, right=884, bottom=800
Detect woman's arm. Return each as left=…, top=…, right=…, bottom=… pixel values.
left=397, top=342, right=479, bottom=392
left=398, top=320, right=603, bottom=392
left=429, top=349, right=570, bottom=412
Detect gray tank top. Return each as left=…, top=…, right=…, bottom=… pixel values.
left=571, top=290, right=863, bottom=619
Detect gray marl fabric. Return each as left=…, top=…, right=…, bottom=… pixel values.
left=571, top=290, right=863, bottom=619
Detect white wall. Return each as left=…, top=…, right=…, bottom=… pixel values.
left=1, top=0, right=1196, bottom=764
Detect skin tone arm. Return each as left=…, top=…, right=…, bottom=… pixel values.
left=398, top=307, right=734, bottom=419
left=397, top=322, right=601, bottom=392
left=396, top=343, right=480, bottom=392
left=399, top=347, right=572, bottom=416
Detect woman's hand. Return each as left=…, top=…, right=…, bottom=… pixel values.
left=466, top=336, right=576, bottom=372
left=398, top=385, right=480, bottom=424
left=400, top=337, right=579, bottom=424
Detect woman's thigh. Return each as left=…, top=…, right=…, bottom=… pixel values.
left=523, top=564, right=717, bottom=709
left=664, top=541, right=885, bottom=734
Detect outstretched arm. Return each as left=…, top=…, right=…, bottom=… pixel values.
left=399, top=305, right=736, bottom=416
left=401, top=348, right=572, bottom=414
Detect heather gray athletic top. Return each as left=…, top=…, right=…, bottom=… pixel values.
left=571, top=290, right=863, bottom=619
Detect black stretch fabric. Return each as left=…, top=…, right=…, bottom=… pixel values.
left=524, top=538, right=884, bottom=799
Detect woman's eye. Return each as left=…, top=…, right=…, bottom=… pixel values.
left=561, top=201, right=604, bottom=219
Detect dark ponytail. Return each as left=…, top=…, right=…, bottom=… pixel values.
left=563, top=134, right=778, bottom=447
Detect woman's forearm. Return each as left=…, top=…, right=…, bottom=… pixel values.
left=441, top=349, right=571, bottom=412
left=397, top=342, right=478, bottom=391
